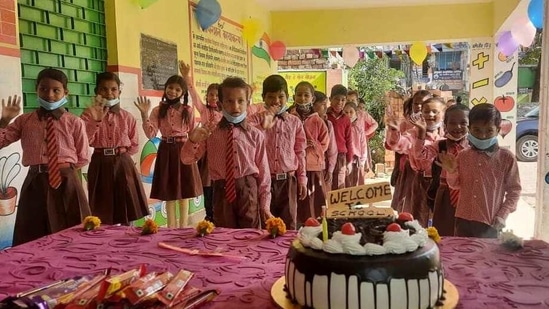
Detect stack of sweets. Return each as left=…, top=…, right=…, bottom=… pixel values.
left=0, top=266, right=218, bottom=309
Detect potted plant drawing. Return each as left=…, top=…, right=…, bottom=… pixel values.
left=0, top=153, right=21, bottom=216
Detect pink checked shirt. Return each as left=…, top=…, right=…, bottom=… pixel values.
left=0, top=109, right=89, bottom=168
left=447, top=146, right=521, bottom=225
left=327, top=108, right=354, bottom=163
left=142, top=103, right=195, bottom=139
left=181, top=119, right=272, bottom=212
left=248, top=111, right=307, bottom=185
left=413, top=137, right=470, bottom=179
left=81, top=107, right=140, bottom=155
left=350, top=117, right=368, bottom=166
left=325, top=120, right=338, bottom=174
left=187, top=82, right=222, bottom=129
left=300, top=113, right=329, bottom=171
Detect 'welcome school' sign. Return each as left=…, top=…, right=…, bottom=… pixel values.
left=326, top=182, right=393, bottom=218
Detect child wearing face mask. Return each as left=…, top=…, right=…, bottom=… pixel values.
left=135, top=74, right=202, bottom=228
left=293, top=82, right=330, bottom=225
left=439, top=103, right=521, bottom=238
left=181, top=77, right=273, bottom=228
left=179, top=61, right=221, bottom=223
left=247, top=75, right=307, bottom=230
left=327, top=84, right=354, bottom=190
left=0, top=68, right=91, bottom=246
left=343, top=102, right=368, bottom=187
left=386, top=91, right=433, bottom=214
left=81, top=72, right=148, bottom=225
left=412, top=103, right=470, bottom=236
left=314, top=91, right=337, bottom=190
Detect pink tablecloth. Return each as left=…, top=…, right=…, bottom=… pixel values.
left=0, top=225, right=548, bottom=308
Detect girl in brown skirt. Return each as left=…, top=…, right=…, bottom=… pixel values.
left=0, top=68, right=91, bottom=246
left=81, top=72, right=149, bottom=225
left=292, top=82, right=330, bottom=226
left=135, top=75, right=202, bottom=228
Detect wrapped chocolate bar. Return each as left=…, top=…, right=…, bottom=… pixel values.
left=172, top=289, right=219, bottom=309
left=10, top=276, right=93, bottom=308
left=157, top=270, right=193, bottom=306
left=125, top=272, right=174, bottom=305
left=96, top=265, right=146, bottom=301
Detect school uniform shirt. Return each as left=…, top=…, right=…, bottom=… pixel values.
left=187, top=82, right=222, bottom=128
left=247, top=103, right=266, bottom=116
left=350, top=117, right=368, bottom=166
left=325, top=120, right=338, bottom=174
left=248, top=111, right=307, bottom=186
left=359, top=110, right=379, bottom=139
left=142, top=103, right=195, bottom=139
left=326, top=108, right=354, bottom=163
left=446, top=146, right=522, bottom=226
left=387, top=127, right=442, bottom=176
left=0, top=108, right=89, bottom=168
left=413, top=137, right=470, bottom=178
left=300, top=112, right=329, bottom=171
left=81, top=105, right=139, bottom=155
left=181, top=119, right=272, bottom=213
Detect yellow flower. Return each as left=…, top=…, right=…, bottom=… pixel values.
left=83, top=216, right=101, bottom=231
left=426, top=226, right=441, bottom=244
left=196, top=220, right=215, bottom=237
left=141, top=219, right=159, bottom=235
left=266, top=217, right=286, bottom=238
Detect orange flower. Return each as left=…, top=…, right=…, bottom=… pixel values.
left=426, top=226, right=441, bottom=244
left=83, top=216, right=101, bottom=231
left=141, top=219, right=159, bottom=235
left=196, top=220, right=215, bottom=237
left=266, top=217, right=286, bottom=238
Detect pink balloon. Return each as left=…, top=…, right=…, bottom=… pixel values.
left=497, top=31, right=519, bottom=56
left=342, top=46, right=360, bottom=67
left=270, top=41, right=286, bottom=60
left=500, top=119, right=513, bottom=138
left=511, top=17, right=537, bottom=47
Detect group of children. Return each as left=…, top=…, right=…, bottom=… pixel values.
left=386, top=91, right=521, bottom=238
left=0, top=65, right=521, bottom=246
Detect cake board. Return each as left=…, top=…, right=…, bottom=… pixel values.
left=271, top=276, right=459, bottom=309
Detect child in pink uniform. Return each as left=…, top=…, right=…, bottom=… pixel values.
left=343, top=102, right=368, bottom=186
left=314, top=91, right=337, bottom=190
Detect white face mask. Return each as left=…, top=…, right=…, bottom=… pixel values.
left=426, top=122, right=442, bottom=131
left=445, top=132, right=467, bottom=141
left=104, top=98, right=120, bottom=107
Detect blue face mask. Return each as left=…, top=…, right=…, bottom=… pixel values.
left=276, top=104, right=288, bottom=115
left=38, top=97, right=68, bottom=111
left=223, top=109, right=247, bottom=124
left=468, top=134, right=498, bottom=150
left=104, top=98, right=120, bottom=107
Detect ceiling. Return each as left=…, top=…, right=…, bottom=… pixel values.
left=255, top=0, right=493, bottom=11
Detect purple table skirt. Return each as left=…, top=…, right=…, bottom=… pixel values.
left=0, top=225, right=548, bottom=308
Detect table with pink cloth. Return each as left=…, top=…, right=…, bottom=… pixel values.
left=1, top=225, right=549, bottom=308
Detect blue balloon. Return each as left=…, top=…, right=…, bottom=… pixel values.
left=196, top=0, right=221, bottom=30
left=528, top=0, right=545, bottom=29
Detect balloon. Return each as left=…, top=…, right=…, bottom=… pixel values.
left=528, top=0, right=545, bottom=29
left=409, top=42, right=428, bottom=65
left=241, top=18, right=262, bottom=47
left=500, top=119, right=513, bottom=139
left=269, top=40, right=286, bottom=60
left=342, top=46, right=360, bottom=67
left=497, top=31, right=519, bottom=56
left=195, top=0, right=221, bottom=30
left=136, top=0, right=158, bottom=9
left=511, top=16, right=537, bottom=46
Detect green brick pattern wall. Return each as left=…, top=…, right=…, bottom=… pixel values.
left=18, top=0, right=106, bottom=115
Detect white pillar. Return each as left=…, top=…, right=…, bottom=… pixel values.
left=534, top=0, right=549, bottom=241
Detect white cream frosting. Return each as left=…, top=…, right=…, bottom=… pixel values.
left=298, top=226, right=322, bottom=248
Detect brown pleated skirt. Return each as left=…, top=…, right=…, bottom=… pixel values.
left=410, top=172, right=431, bottom=227
left=432, top=181, right=456, bottom=236
left=13, top=166, right=91, bottom=246
left=297, top=171, right=327, bottom=227
left=150, top=141, right=203, bottom=201
left=87, top=152, right=149, bottom=225
left=390, top=158, right=416, bottom=213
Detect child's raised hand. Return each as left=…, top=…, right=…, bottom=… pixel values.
left=408, top=112, right=426, bottom=130
left=437, top=151, right=458, bottom=173
left=262, top=107, right=277, bottom=130
left=188, top=126, right=211, bottom=143
left=1, top=95, right=21, bottom=122
left=134, top=96, right=151, bottom=119
left=86, top=95, right=108, bottom=121
left=178, top=60, right=191, bottom=78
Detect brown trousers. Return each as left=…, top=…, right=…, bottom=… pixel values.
left=455, top=218, right=499, bottom=238
left=271, top=173, right=298, bottom=230
left=13, top=166, right=91, bottom=246
left=331, top=153, right=347, bottom=190
left=296, top=171, right=326, bottom=227
left=212, top=175, right=260, bottom=229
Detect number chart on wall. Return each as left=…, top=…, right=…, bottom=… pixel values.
left=188, top=2, right=250, bottom=98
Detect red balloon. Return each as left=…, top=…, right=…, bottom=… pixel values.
left=270, top=41, right=286, bottom=60
left=500, top=119, right=513, bottom=139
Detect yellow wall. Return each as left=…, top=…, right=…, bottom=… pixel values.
left=270, top=1, right=519, bottom=47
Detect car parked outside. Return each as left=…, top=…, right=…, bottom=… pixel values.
left=516, top=105, right=539, bottom=162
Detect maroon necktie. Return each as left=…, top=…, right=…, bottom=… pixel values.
left=225, top=125, right=236, bottom=203
left=46, top=115, right=62, bottom=189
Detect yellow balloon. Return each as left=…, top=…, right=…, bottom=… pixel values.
left=242, top=18, right=262, bottom=47
left=410, top=42, right=428, bottom=65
